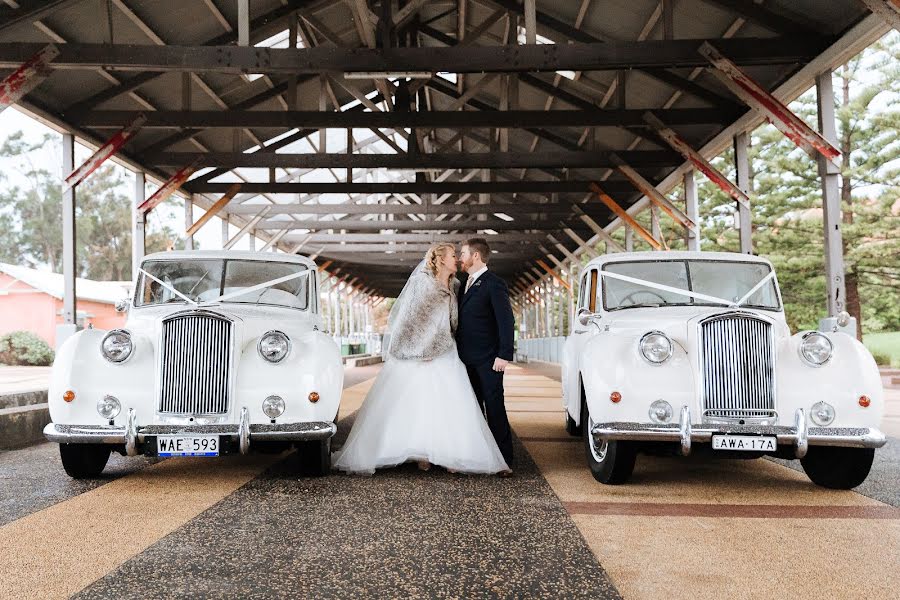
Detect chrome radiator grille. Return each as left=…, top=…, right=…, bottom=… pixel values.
left=159, top=312, right=232, bottom=415
left=700, top=313, right=775, bottom=419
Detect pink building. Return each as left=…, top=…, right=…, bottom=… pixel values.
left=0, top=263, right=130, bottom=347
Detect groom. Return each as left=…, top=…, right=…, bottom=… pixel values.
left=457, top=238, right=515, bottom=473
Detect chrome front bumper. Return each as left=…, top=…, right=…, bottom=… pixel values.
left=592, top=407, right=887, bottom=459
left=44, top=408, right=336, bottom=456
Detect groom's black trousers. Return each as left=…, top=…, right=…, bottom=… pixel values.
left=465, top=361, right=514, bottom=468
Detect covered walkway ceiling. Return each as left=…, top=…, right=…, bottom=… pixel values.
left=0, top=0, right=890, bottom=296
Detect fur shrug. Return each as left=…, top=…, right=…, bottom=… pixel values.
left=388, top=270, right=460, bottom=361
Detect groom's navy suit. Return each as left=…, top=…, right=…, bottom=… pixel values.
left=456, top=269, right=516, bottom=467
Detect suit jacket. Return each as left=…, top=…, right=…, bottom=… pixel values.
left=455, top=269, right=515, bottom=365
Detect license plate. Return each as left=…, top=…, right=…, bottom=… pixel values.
left=157, top=435, right=219, bottom=457
left=711, top=435, right=776, bottom=452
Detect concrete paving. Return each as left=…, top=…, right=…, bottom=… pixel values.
left=0, top=362, right=897, bottom=599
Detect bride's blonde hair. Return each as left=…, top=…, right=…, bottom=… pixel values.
left=424, top=243, right=456, bottom=277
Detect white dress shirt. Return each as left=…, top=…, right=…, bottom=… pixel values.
left=465, top=266, right=488, bottom=294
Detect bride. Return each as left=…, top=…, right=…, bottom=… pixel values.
left=332, top=243, right=509, bottom=475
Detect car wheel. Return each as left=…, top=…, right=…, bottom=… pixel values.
left=298, top=438, right=331, bottom=477
left=59, top=444, right=111, bottom=479
left=582, top=393, right=636, bottom=485
left=800, top=446, right=875, bottom=490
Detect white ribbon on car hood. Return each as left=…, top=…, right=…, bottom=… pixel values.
left=599, top=269, right=775, bottom=308
left=139, top=268, right=309, bottom=306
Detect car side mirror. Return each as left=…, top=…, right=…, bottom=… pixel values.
left=577, top=307, right=599, bottom=327
left=115, top=298, right=131, bottom=313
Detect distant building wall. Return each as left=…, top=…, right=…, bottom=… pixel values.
left=0, top=273, right=125, bottom=346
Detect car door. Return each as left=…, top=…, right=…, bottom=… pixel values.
left=562, top=267, right=600, bottom=421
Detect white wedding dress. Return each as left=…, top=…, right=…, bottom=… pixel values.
left=332, top=343, right=509, bottom=474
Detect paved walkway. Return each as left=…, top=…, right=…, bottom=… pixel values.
left=0, top=366, right=51, bottom=395
left=0, top=364, right=897, bottom=599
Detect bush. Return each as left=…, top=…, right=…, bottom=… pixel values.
left=869, top=351, right=892, bottom=367
left=0, top=331, right=55, bottom=366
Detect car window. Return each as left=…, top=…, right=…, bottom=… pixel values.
left=223, top=260, right=309, bottom=309
left=689, top=261, right=779, bottom=309
left=604, top=261, right=689, bottom=309
left=136, top=260, right=222, bottom=306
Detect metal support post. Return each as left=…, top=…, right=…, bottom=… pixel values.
left=133, top=171, right=146, bottom=277
left=734, top=131, right=752, bottom=254
left=816, top=69, right=847, bottom=318
left=61, top=133, right=77, bottom=329
left=684, top=170, right=700, bottom=251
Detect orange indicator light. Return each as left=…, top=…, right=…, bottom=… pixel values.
left=610, top=391, right=622, bottom=404
left=63, top=390, right=75, bottom=403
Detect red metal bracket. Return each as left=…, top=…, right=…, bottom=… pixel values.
left=64, top=114, right=146, bottom=191
left=185, top=182, right=241, bottom=237
left=138, top=162, right=199, bottom=215
left=643, top=111, right=750, bottom=210
left=0, top=44, right=58, bottom=113
left=537, top=260, right=572, bottom=291
left=699, top=42, right=841, bottom=168
left=590, top=183, right=663, bottom=251
left=611, top=153, right=696, bottom=231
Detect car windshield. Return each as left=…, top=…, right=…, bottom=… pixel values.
left=602, top=260, right=780, bottom=311
left=136, top=259, right=310, bottom=310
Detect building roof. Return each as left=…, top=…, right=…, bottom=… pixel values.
left=0, top=263, right=131, bottom=305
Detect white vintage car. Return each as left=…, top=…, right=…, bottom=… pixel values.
left=562, top=251, right=886, bottom=489
left=45, top=250, right=343, bottom=478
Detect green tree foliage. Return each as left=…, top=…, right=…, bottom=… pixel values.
left=0, top=132, right=177, bottom=280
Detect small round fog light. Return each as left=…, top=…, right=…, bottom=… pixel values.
left=308, top=391, right=320, bottom=403
left=262, top=395, right=285, bottom=419
left=648, top=399, right=674, bottom=424
left=809, top=401, right=835, bottom=426
left=97, top=395, right=121, bottom=420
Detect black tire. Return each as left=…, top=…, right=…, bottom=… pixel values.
left=582, top=394, right=636, bottom=485
left=59, top=444, right=111, bottom=479
left=298, top=438, right=331, bottom=477
left=800, top=446, right=875, bottom=490
left=565, top=411, right=581, bottom=437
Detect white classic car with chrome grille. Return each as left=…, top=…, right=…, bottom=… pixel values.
left=45, top=251, right=343, bottom=478
left=562, top=251, right=885, bottom=489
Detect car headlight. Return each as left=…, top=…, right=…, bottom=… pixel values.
left=799, top=332, right=833, bottom=367
left=97, top=395, right=121, bottom=420
left=809, top=401, right=835, bottom=426
left=648, top=399, right=673, bottom=424
left=262, top=395, right=286, bottom=419
left=639, top=331, right=673, bottom=364
left=101, top=329, right=133, bottom=363
left=258, top=330, right=291, bottom=363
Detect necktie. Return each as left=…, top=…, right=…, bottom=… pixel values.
left=465, top=276, right=474, bottom=294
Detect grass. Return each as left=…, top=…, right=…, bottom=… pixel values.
left=863, top=331, right=900, bottom=368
